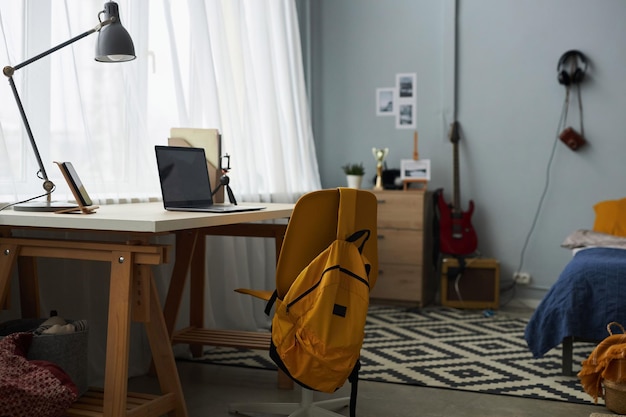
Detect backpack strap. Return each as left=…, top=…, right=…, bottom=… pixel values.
left=264, top=290, right=278, bottom=316
left=338, top=187, right=363, bottom=417
left=346, top=229, right=370, bottom=254
left=348, top=359, right=360, bottom=417
left=337, top=187, right=357, bottom=240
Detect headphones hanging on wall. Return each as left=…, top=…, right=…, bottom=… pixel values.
left=557, top=50, right=588, bottom=86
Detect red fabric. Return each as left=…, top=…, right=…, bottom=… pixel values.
left=0, top=332, right=78, bottom=417
left=30, top=360, right=79, bottom=397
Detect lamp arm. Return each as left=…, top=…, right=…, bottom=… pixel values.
left=4, top=18, right=114, bottom=75
left=2, top=17, right=115, bottom=199
left=6, top=75, right=52, bottom=188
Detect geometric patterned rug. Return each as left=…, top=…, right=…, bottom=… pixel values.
left=178, top=305, right=601, bottom=406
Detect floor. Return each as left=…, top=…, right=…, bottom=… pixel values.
left=128, top=301, right=607, bottom=417
left=129, top=361, right=603, bottom=417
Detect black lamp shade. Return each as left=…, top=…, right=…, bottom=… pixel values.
left=95, top=2, right=136, bottom=62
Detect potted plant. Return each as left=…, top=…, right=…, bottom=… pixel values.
left=342, top=163, right=365, bottom=189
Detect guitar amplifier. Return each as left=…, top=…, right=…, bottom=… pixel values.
left=440, top=257, right=500, bottom=309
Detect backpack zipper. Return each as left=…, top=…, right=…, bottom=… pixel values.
left=285, top=265, right=369, bottom=313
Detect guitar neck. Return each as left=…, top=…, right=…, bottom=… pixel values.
left=450, top=121, right=461, bottom=212
left=453, top=140, right=460, bottom=212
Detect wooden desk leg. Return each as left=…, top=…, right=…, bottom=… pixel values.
left=189, top=234, right=206, bottom=357
left=103, top=250, right=133, bottom=417
left=17, top=256, right=40, bottom=318
left=0, top=243, right=18, bottom=310
left=163, top=230, right=198, bottom=337
left=145, top=272, right=188, bottom=417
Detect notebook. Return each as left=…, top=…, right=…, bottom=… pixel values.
left=155, top=145, right=265, bottom=213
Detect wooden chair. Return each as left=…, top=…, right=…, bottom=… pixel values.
left=229, top=188, right=378, bottom=417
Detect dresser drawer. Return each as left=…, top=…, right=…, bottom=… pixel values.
left=375, top=191, right=424, bottom=229
left=370, top=263, right=423, bottom=302
left=377, top=229, right=423, bottom=265
left=369, top=189, right=433, bottom=306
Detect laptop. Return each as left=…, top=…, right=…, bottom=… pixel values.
left=155, top=145, right=265, bottom=213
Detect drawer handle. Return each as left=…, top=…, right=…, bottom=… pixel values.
left=378, top=269, right=384, bottom=275
left=377, top=200, right=386, bottom=204
left=377, top=234, right=385, bottom=239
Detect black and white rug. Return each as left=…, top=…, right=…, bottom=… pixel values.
left=179, top=305, right=599, bottom=405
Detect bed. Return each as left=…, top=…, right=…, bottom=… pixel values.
left=524, top=197, right=626, bottom=376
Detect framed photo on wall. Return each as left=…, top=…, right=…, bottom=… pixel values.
left=376, top=88, right=395, bottom=116
left=396, top=73, right=416, bottom=99
left=396, top=103, right=416, bottom=129
left=395, top=73, right=417, bottom=129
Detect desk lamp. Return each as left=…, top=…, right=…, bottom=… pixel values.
left=3, top=2, right=135, bottom=211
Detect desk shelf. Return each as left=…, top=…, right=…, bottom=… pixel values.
left=171, top=327, right=293, bottom=389
left=66, top=389, right=176, bottom=417
left=172, top=327, right=271, bottom=350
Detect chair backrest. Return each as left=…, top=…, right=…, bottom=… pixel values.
left=274, top=188, right=378, bottom=299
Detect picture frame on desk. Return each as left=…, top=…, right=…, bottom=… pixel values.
left=400, top=159, right=429, bottom=190
left=400, top=159, right=430, bottom=181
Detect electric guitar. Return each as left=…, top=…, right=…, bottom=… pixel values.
left=437, top=121, right=478, bottom=256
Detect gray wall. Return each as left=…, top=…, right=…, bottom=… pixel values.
left=305, top=0, right=626, bottom=302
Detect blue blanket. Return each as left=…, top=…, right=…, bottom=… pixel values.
left=524, top=247, right=626, bottom=357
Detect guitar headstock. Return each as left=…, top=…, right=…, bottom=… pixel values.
left=449, top=121, right=460, bottom=144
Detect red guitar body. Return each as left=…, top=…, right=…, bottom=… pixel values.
left=437, top=194, right=478, bottom=256
left=437, top=121, right=478, bottom=256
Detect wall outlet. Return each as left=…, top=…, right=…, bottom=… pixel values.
left=513, top=272, right=532, bottom=285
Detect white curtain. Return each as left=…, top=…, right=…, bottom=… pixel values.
left=0, top=1, right=156, bottom=204
left=150, top=0, right=321, bottom=334
left=0, top=0, right=319, bottom=384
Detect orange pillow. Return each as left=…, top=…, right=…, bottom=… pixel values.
left=593, top=198, right=626, bottom=237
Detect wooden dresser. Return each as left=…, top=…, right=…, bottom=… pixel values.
left=370, top=190, right=434, bottom=306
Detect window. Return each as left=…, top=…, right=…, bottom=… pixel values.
left=1, top=0, right=319, bottom=206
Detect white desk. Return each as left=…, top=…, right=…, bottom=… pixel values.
left=0, top=201, right=293, bottom=233
left=0, top=201, right=293, bottom=417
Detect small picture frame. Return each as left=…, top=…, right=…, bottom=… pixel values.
left=376, top=88, right=395, bottom=116
left=396, top=103, right=416, bottom=129
left=400, top=159, right=430, bottom=181
left=395, top=72, right=417, bottom=129
left=396, top=73, right=416, bottom=99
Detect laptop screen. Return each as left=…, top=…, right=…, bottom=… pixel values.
left=155, top=146, right=214, bottom=207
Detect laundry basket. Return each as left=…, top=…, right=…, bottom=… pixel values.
left=604, top=379, right=626, bottom=414
left=579, top=322, right=626, bottom=411
left=0, top=318, right=89, bottom=396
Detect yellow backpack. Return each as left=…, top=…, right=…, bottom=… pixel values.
left=267, top=188, right=373, bottom=416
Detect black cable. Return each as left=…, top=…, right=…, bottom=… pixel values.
left=515, top=92, right=568, bottom=273
left=0, top=189, right=55, bottom=212
left=576, top=83, right=584, bottom=138
left=500, top=90, right=570, bottom=304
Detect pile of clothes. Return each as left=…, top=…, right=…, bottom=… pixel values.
left=579, top=322, right=626, bottom=413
